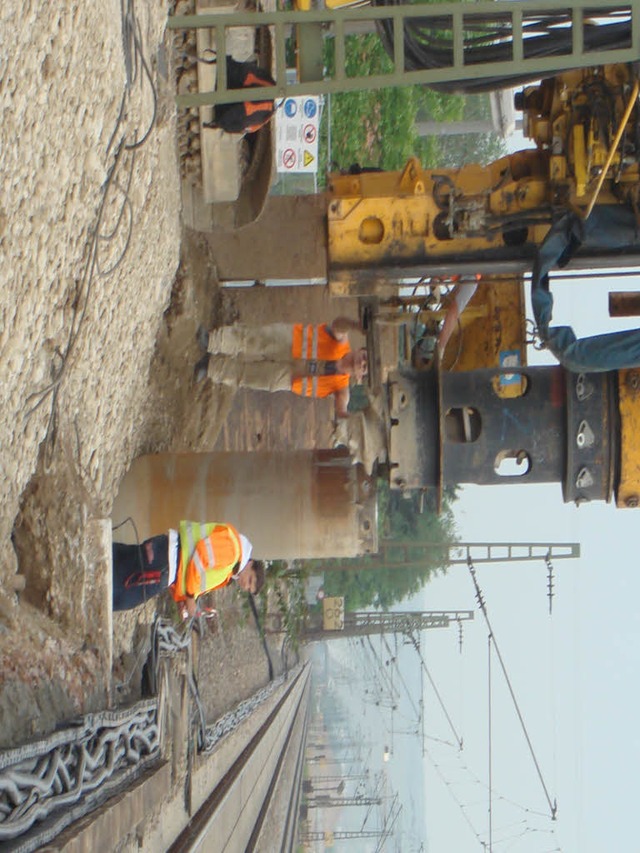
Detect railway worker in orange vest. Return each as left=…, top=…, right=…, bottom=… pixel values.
left=112, top=521, right=265, bottom=614
left=194, top=318, right=368, bottom=418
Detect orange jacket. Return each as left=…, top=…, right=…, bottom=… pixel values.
left=291, top=323, right=351, bottom=398
left=171, top=521, right=243, bottom=602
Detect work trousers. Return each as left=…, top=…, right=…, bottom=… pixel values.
left=112, top=534, right=169, bottom=611
left=207, top=324, right=291, bottom=359
left=207, top=324, right=293, bottom=392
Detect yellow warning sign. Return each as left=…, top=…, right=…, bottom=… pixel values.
left=323, top=597, right=344, bottom=630
left=303, top=150, right=315, bottom=167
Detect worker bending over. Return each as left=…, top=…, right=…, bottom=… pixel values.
left=112, top=521, right=265, bottom=614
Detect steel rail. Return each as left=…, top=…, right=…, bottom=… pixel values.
left=0, top=617, right=298, bottom=852
left=168, top=662, right=310, bottom=852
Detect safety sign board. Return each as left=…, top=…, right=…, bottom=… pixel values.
left=276, top=96, right=321, bottom=174
left=282, top=148, right=297, bottom=170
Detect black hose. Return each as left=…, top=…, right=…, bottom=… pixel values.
left=373, top=4, right=633, bottom=93
left=248, top=594, right=275, bottom=681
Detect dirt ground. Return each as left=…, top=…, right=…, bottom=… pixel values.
left=0, top=1, right=282, bottom=749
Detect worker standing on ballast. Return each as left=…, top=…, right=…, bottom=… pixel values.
left=194, top=317, right=368, bottom=419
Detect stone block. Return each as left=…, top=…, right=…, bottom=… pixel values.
left=194, top=0, right=255, bottom=203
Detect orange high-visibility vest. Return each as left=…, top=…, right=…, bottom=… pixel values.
left=291, top=323, right=351, bottom=398
left=172, top=521, right=242, bottom=601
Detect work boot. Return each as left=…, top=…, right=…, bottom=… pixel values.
left=194, top=353, right=210, bottom=383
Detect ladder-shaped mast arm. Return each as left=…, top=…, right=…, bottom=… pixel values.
left=168, top=1, right=640, bottom=107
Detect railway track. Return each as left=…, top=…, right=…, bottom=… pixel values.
left=168, top=660, right=310, bottom=853
left=0, top=617, right=310, bottom=853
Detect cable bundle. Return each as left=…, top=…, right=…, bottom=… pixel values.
left=373, top=4, right=633, bottom=92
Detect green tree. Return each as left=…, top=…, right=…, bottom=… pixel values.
left=319, top=31, right=505, bottom=180
left=313, top=480, right=458, bottom=610
left=434, top=131, right=507, bottom=168
left=321, top=34, right=423, bottom=174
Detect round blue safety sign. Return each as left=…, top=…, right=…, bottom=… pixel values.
left=303, top=99, right=317, bottom=118
left=284, top=99, right=297, bottom=117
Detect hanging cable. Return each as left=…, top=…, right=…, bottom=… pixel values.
left=407, top=630, right=464, bottom=751
left=382, top=634, right=421, bottom=721
left=423, top=732, right=560, bottom=847
left=488, top=634, right=493, bottom=853
left=548, top=571, right=560, bottom=799
left=457, top=615, right=466, bottom=775
left=456, top=759, right=555, bottom=820
left=423, top=744, right=486, bottom=848
left=247, top=594, right=274, bottom=681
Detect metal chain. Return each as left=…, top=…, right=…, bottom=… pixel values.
left=0, top=701, right=159, bottom=848
left=0, top=615, right=296, bottom=850
left=151, top=617, right=298, bottom=755
left=200, top=670, right=296, bottom=754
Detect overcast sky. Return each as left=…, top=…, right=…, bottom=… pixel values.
left=419, top=485, right=639, bottom=853
left=419, top=270, right=640, bottom=853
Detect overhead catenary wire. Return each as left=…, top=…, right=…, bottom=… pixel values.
left=359, top=771, right=385, bottom=831
left=420, top=708, right=559, bottom=839
left=488, top=634, right=493, bottom=853
left=358, top=638, right=389, bottom=707
left=468, top=561, right=558, bottom=822
left=423, top=743, right=487, bottom=848
left=407, top=630, right=464, bottom=751
left=381, top=633, right=422, bottom=721
left=367, top=635, right=400, bottom=703
left=548, top=576, right=560, bottom=799
left=454, top=760, right=555, bottom=821
left=374, top=797, right=403, bottom=853
left=423, top=738, right=563, bottom=849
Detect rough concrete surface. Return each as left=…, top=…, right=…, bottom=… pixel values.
left=1, top=0, right=282, bottom=752
left=1, top=0, right=181, bottom=744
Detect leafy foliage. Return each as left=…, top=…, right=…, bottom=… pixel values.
left=318, top=32, right=505, bottom=180
left=259, top=560, right=309, bottom=650
left=321, top=35, right=419, bottom=173
left=434, top=131, right=508, bottom=168
left=314, top=480, right=459, bottom=611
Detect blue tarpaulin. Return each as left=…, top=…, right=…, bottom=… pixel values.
left=531, top=205, right=640, bottom=372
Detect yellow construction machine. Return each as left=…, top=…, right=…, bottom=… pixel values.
left=322, top=62, right=640, bottom=509
left=327, top=64, right=640, bottom=289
